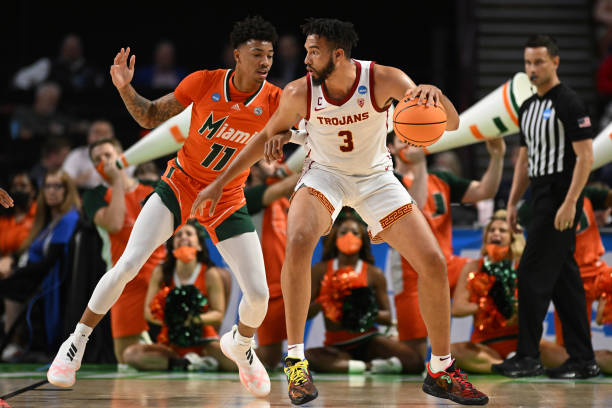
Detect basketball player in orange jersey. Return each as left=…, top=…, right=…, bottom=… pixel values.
left=518, top=186, right=612, bottom=374
left=387, top=134, right=505, bottom=359
left=193, top=18, right=489, bottom=406
left=47, top=16, right=280, bottom=398
left=82, top=138, right=166, bottom=367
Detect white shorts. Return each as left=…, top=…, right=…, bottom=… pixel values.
left=296, top=162, right=414, bottom=240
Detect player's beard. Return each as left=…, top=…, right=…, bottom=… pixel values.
left=310, top=56, right=335, bottom=86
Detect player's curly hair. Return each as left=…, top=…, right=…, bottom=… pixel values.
left=301, top=18, right=359, bottom=58
left=230, top=15, right=278, bottom=49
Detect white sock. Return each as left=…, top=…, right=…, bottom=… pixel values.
left=233, top=326, right=253, bottom=348
left=429, top=353, right=452, bottom=373
left=348, top=360, right=366, bottom=374
left=287, top=343, right=305, bottom=360
left=74, top=323, right=92, bottom=339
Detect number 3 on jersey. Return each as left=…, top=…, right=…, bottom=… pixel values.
left=338, top=130, right=354, bottom=152
left=201, top=143, right=236, bottom=171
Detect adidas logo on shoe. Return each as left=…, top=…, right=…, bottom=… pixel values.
left=66, top=343, right=77, bottom=362
left=246, top=348, right=254, bottom=365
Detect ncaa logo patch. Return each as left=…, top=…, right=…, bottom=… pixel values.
left=254, top=107, right=263, bottom=115
left=358, top=85, right=367, bottom=95
left=212, top=93, right=221, bottom=102
left=542, top=108, right=551, bottom=119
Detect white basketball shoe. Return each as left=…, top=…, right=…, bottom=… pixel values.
left=220, top=325, right=270, bottom=397
left=47, top=334, right=88, bottom=387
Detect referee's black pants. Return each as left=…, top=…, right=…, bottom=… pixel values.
left=516, top=180, right=594, bottom=361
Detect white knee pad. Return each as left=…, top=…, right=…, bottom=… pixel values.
left=216, top=231, right=269, bottom=328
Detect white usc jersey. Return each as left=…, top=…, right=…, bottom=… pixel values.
left=304, top=60, right=393, bottom=176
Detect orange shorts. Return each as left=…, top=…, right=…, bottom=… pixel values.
left=159, top=159, right=247, bottom=243
left=395, top=255, right=470, bottom=341
left=257, top=295, right=286, bottom=346
left=110, top=263, right=154, bottom=338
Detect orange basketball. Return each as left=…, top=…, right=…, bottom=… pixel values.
left=392, top=98, right=447, bottom=146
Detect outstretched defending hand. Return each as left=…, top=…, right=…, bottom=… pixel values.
left=110, top=47, right=136, bottom=90
left=0, top=188, right=13, bottom=208
left=405, top=84, right=442, bottom=107
left=191, top=181, right=224, bottom=218
left=264, top=131, right=292, bottom=163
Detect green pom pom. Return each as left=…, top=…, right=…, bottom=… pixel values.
left=164, top=285, right=208, bottom=347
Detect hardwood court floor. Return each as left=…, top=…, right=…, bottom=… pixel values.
left=1, top=364, right=611, bottom=407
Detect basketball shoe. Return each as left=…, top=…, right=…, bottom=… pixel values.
left=422, top=360, right=488, bottom=405
left=284, top=357, right=318, bottom=405
left=220, top=325, right=270, bottom=397
left=47, top=333, right=88, bottom=387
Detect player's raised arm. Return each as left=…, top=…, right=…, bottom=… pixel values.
left=110, top=47, right=185, bottom=129
left=190, top=78, right=308, bottom=217
left=373, top=64, right=459, bottom=131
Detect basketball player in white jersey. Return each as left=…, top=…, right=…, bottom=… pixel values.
left=192, top=18, right=489, bottom=406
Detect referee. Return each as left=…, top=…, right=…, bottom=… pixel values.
left=493, top=35, right=599, bottom=379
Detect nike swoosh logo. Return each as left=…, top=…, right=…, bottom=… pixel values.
left=314, top=106, right=325, bottom=111
left=440, top=356, right=450, bottom=360
left=288, top=346, right=296, bottom=350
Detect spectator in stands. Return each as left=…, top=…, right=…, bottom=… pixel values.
left=13, top=34, right=103, bottom=92
left=306, top=212, right=423, bottom=374
left=0, top=170, right=80, bottom=359
left=0, top=173, right=37, bottom=361
left=30, top=137, right=71, bottom=188
left=123, top=221, right=235, bottom=372
left=0, top=172, right=37, bottom=259
left=62, top=120, right=117, bottom=190
left=133, top=40, right=187, bottom=92
left=268, top=34, right=301, bottom=88
left=133, top=162, right=160, bottom=182
left=82, top=138, right=166, bottom=367
left=10, top=82, right=71, bottom=142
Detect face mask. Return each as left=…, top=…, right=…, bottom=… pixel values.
left=336, top=232, right=362, bottom=255
left=485, top=243, right=510, bottom=262
left=173, top=246, right=197, bottom=264
left=10, top=191, right=31, bottom=210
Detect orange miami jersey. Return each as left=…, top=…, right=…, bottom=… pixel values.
left=174, top=69, right=281, bottom=191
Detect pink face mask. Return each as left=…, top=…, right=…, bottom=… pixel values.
left=173, top=246, right=197, bottom=263
left=336, top=232, right=362, bottom=255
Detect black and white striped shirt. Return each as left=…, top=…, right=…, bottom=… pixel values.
left=519, top=83, right=592, bottom=181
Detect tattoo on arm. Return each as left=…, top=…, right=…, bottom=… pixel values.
left=119, top=86, right=185, bottom=129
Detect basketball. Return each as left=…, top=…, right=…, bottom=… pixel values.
left=392, top=98, right=447, bottom=146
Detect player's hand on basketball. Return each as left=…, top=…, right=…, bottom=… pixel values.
left=110, top=47, right=135, bottom=90
left=485, top=137, right=506, bottom=159
left=554, top=200, right=576, bottom=231
left=0, top=188, right=13, bottom=208
left=264, top=130, right=291, bottom=163
left=191, top=182, right=223, bottom=218
left=405, top=85, right=442, bottom=107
